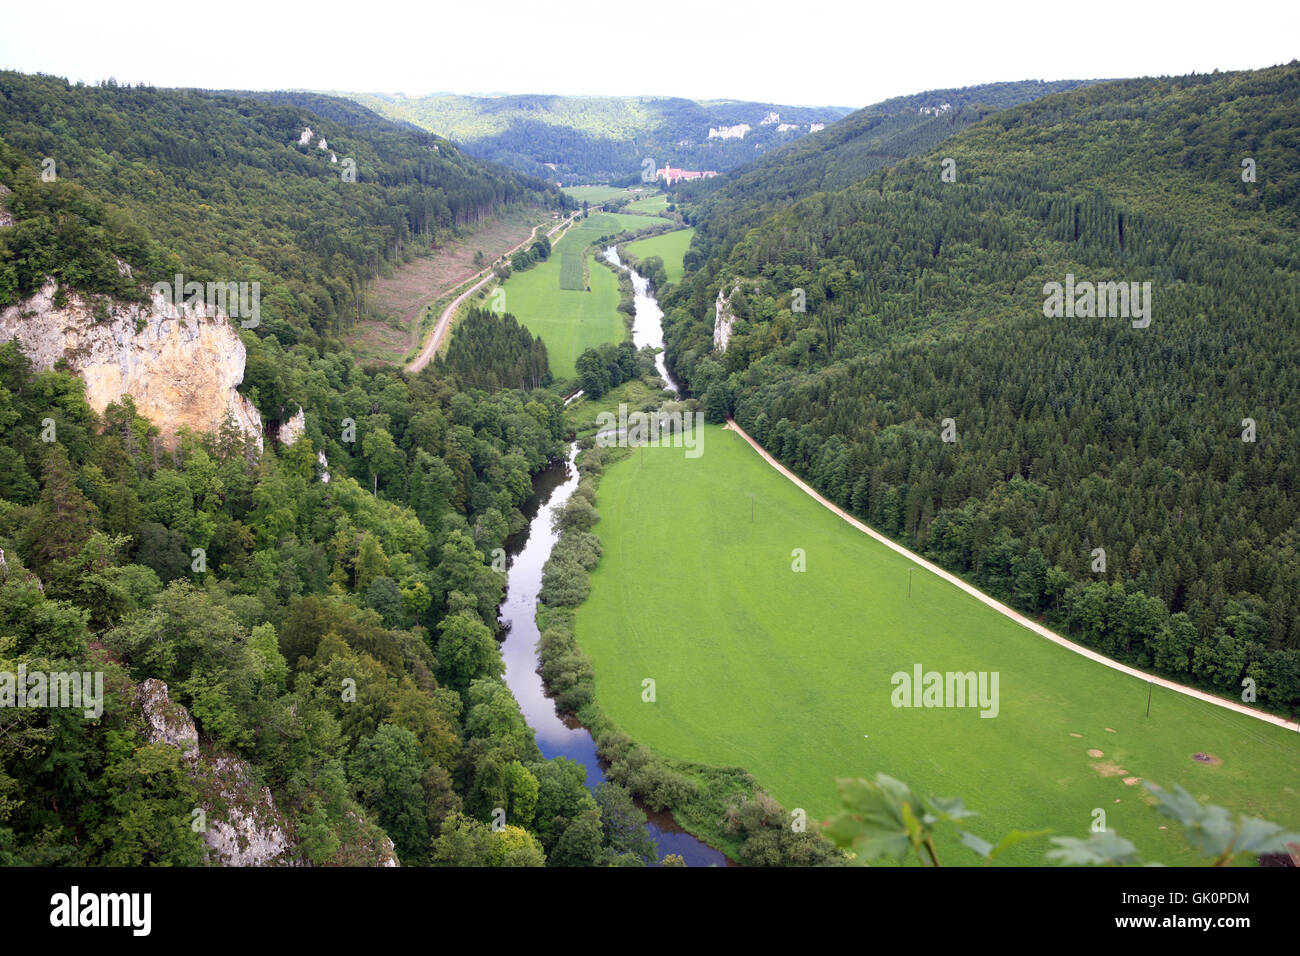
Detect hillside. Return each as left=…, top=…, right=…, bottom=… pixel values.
left=660, top=63, right=1300, bottom=716
left=344, top=92, right=853, bottom=183
left=0, top=71, right=651, bottom=869
left=0, top=72, right=562, bottom=348
left=673, top=79, right=1103, bottom=268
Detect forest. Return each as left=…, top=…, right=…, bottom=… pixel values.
left=672, top=79, right=1101, bottom=274
left=0, top=75, right=684, bottom=866
left=662, top=63, right=1300, bottom=716
left=350, top=92, right=853, bottom=183
left=435, top=308, right=552, bottom=392
left=0, top=72, right=562, bottom=342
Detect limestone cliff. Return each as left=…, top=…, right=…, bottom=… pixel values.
left=714, top=280, right=741, bottom=353
left=0, top=279, right=263, bottom=449
left=277, top=406, right=306, bottom=446
left=135, top=678, right=399, bottom=867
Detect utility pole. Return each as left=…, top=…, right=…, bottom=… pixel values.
left=908, top=568, right=913, bottom=597
left=1146, top=681, right=1153, bottom=718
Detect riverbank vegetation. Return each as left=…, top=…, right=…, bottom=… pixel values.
left=495, top=213, right=662, bottom=379
left=621, top=228, right=696, bottom=287
left=535, top=438, right=844, bottom=865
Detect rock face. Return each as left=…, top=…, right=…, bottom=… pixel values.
left=134, top=677, right=398, bottom=867
left=0, top=183, right=13, bottom=228
left=277, top=406, right=306, bottom=446
left=0, top=279, right=263, bottom=450
left=714, top=280, right=741, bottom=353
left=708, top=123, right=750, bottom=140
left=136, top=678, right=199, bottom=762
left=198, top=756, right=295, bottom=867
left=136, top=678, right=294, bottom=866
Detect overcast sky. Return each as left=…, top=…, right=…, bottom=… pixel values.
left=2, top=0, right=1296, bottom=108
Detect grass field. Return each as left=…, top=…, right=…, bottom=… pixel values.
left=574, top=424, right=1300, bottom=865
left=498, top=213, right=661, bottom=379
left=563, top=185, right=636, bottom=203
left=622, top=195, right=670, bottom=216
left=623, top=227, right=695, bottom=285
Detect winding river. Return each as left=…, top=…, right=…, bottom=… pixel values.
left=497, top=241, right=726, bottom=866
left=604, top=245, right=680, bottom=394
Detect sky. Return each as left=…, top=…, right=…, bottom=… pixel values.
left=1, top=0, right=1296, bottom=108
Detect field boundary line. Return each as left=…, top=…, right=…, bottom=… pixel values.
left=405, top=209, right=590, bottom=375
left=723, top=419, right=1300, bottom=733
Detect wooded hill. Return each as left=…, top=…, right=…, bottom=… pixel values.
left=0, top=72, right=562, bottom=344
left=672, top=79, right=1102, bottom=272
left=662, top=63, right=1300, bottom=714
left=345, top=92, right=853, bottom=183
left=0, top=72, right=691, bottom=867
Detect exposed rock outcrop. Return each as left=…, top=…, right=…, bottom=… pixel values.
left=136, top=678, right=199, bottom=762
left=0, top=279, right=263, bottom=450
left=0, top=183, right=13, bottom=228
left=714, top=280, right=741, bottom=353
left=197, top=756, right=295, bottom=867
left=277, top=406, right=306, bottom=446
left=134, top=677, right=397, bottom=867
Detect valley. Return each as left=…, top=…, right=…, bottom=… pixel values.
left=0, top=17, right=1298, bottom=892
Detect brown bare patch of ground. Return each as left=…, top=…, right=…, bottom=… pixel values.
left=345, top=205, right=546, bottom=363
left=1123, top=776, right=1141, bottom=785
left=1087, top=748, right=1105, bottom=757
left=1069, top=732, right=1083, bottom=738
left=1092, top=761, right=1128, bottom=777
left=1105, top=727, right=1117, bottom=733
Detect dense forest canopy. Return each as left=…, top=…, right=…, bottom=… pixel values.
left=0, top=72, right=669, bottom=867
left=672, top=79, right=1103, bottom=271
left=346, top=92, right=853, bottom=183
left=662, top=63, right=1300, bottom=714
left=0, top=72, right=562, bottom=344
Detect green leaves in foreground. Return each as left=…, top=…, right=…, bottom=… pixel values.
left=823, top=774, right=1007, bottom=866
left=824, top=774, right=1300, bottom=867
left=1145, top=783, right=1300, bottom=866
left=1044, top=832, right=1141, bottom=867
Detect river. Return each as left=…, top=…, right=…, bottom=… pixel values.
left=603, top=245, right=680, bottom=394
left=496, top=245, right=726, bottom=866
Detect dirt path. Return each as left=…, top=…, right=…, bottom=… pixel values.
left=723, top=419, right=1300, bottom=733
left=405, top=210, right=589, bottom=375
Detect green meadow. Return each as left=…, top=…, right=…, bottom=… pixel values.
left=574, top=424, right=1300, bottom=864
left=623, top=227, right=695, bottom=285
left=622, top=194, right=670, bottom=215
left=499, top=212, right=661, bottom=379
left=562, top=185, right=634, bottom=204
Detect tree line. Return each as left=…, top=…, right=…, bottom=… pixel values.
left=662, top=63, right=1300, bottom=715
